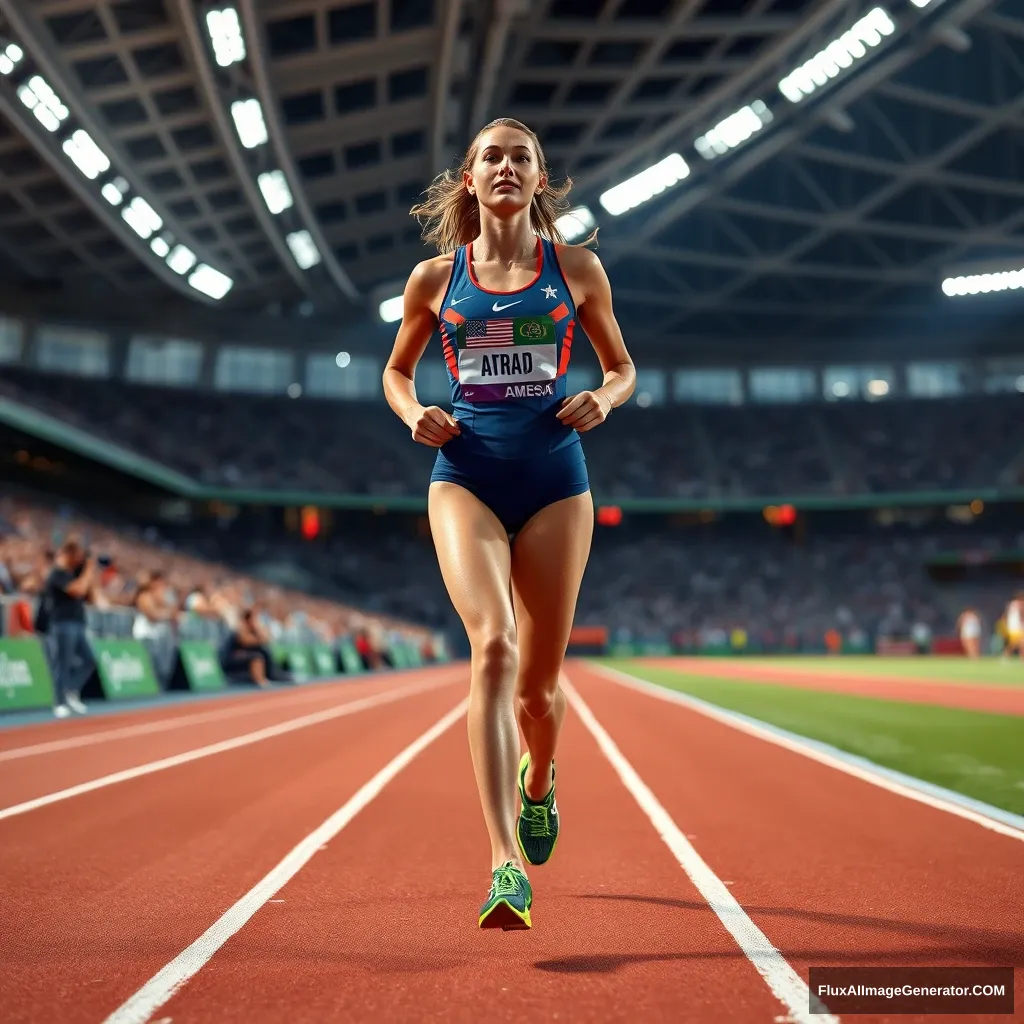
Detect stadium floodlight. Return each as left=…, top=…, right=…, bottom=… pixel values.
left=150, top=236, right=171, bottom=258
left=121, top=196, right=162, bottom=240
left=832, top=381, right=851, bottom=397
left=17, top=75, right=69, bottom=133
left=335, top=351, right=352, bottom=368
left=778, top=8, right=896, bottom=104
left=188, top=263, right=233, bottom=299
left=230, top=98, right=268, bottom=149
left=101, top=178, right=127, bottom=206
left=695, top=101, right=774, bottom=160
left=287, top=383, right=302, bottom=398
left=286, top=229, right=321, bottom=269
left=0, top=43, right=24, bottom=76
left=205, top=8, right=246, bottom=67
left=62, top=129, right=110, bottom=180
left=379, top=295, right=403, bottom=323
left=942, top=266, right=1024, bottom=296
left=599, top=153, right=690, bottom=216
left=257, top=169, right=293, bottom=214
left=909, top=0, right=935, bottom=6
left=167, top=244, right=197, bottom=274
left=555, top=205, right=596, bottom=241
left=867, top=378, right=890, bottom=397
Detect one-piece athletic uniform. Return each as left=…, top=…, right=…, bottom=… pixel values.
left=431, top=236, right=577, bottom=930
left=429, top=235, right=589, bottom=534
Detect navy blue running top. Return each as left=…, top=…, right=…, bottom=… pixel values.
left=437, top=236, right=580, bottom=459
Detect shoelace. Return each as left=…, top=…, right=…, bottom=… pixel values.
left=491, top=864, right=523, bottom=898
left=523, top=803, right=554, bottom=838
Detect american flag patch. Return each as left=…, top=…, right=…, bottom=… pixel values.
left=464, top=319, right=514, bottom=347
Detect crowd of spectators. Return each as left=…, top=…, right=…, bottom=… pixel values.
left=2, top=369, right=1022, bottom=498
left=0, top=496, right=440, bottom=715
left=4, top=492, right=1021, bottom=686
left=179, top=516, right=1023, bottom=655
left=577, top=526, right=1021, bottom=651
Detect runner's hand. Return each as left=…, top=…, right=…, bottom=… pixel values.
left=556, top=391, right=612, bottom=433
left=407, top=405, right=460, bottom=447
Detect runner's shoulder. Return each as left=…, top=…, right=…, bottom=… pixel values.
left=407, top=253, right=455, bottom=295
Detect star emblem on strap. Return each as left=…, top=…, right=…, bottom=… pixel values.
left=542, top=285, right=557, bottom=299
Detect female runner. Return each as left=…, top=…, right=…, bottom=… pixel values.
left=383, top=118, right=635, bottom=930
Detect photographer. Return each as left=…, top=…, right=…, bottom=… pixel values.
left=43, top=536, right=97, bottom=718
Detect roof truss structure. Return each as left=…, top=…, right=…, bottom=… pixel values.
left=0, top=0, right=1019, bottom=358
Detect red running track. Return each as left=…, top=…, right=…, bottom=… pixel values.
left=1, top=661, right=1021, bottom=1023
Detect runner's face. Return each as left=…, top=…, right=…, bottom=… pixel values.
left=466, top=127, right=546, bottom=214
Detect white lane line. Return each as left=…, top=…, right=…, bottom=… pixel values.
left=587, top=662, right=1024, bottom=844
left=0, top=674, right=452, bottom=763
left=563, top=677, right=839, bottom=1024
left=0, top=676, right=459, bottom=823
left=102, top=697, right=469, bottom=1024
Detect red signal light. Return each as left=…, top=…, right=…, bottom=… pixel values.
left=300, top=506, right=320, bottom=540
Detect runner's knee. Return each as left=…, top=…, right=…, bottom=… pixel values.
left=517, top=684, right=556, bottom=720
left=471, top=629, right=518, bottom=685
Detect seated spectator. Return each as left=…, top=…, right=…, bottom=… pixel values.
left=219, top=605, right=291, bottom=687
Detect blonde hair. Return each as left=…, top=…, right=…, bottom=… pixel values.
left=410, top=117, right=595, bottom=253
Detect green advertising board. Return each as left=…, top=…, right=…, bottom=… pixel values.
left=311, top=645, right=336, bottom=676
left=339, top=640, right=364, bottom=674
left=285, top=645, right=312, bottom=681
left=178, top=640, right=227, bottom=691
left=0, top=637, right=55, bottom=711
left=636, top=641, right=672, bottom=656
left=90, top=638, right=160, bottom=699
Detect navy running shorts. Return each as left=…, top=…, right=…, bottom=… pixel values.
left=430, top=437, right=590, bottom=535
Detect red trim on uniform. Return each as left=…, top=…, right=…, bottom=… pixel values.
left=440, top=323, right=460, bottom=380
left=442, top=307, right=465, bottom=326
left=549, top=301, right=569, bottom=323
left=558, top=319, right=576, bottom=376
left=466, top=237, right=543, bottom=295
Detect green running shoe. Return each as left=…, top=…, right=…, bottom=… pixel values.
left=516, top=752, right=559, bottom=866
left=478, top=861, right=532, bottom=930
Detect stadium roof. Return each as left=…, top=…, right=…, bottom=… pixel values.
left=0, top=0, right=1022, bottom=362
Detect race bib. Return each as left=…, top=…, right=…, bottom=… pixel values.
left=457, top=316, right=557, bottom=402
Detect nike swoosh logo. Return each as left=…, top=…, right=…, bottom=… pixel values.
left=450, top=297, right=471, bottom=305
left=492, top=300, right=522, bottom=312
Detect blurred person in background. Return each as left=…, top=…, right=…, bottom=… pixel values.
left=1001, top=591, right=1024, bottom=662
left=0, top=536, right=39, bottom=636
left=0, top=547, right=14, bottom=595
left=383, top=117, right=635, bottom=929
left=219, top=604, right=291, bottom=687
left=87, top=555, right=134, bottom=611
left=43, top=536, right=95, bottom=718
left=911, top=618, right=932, bottom=655
left=956, top=607, right=983, bottom=659
left=353, top=625, right=375, bottom=670
left=182, top=581, right=221, bottom=621
left=132, top=570, right=180, bottom=687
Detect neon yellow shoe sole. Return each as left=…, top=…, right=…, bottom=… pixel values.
left=478, top=898, right=532, bottom=930
left=478, top=862, right=532, bottom=930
